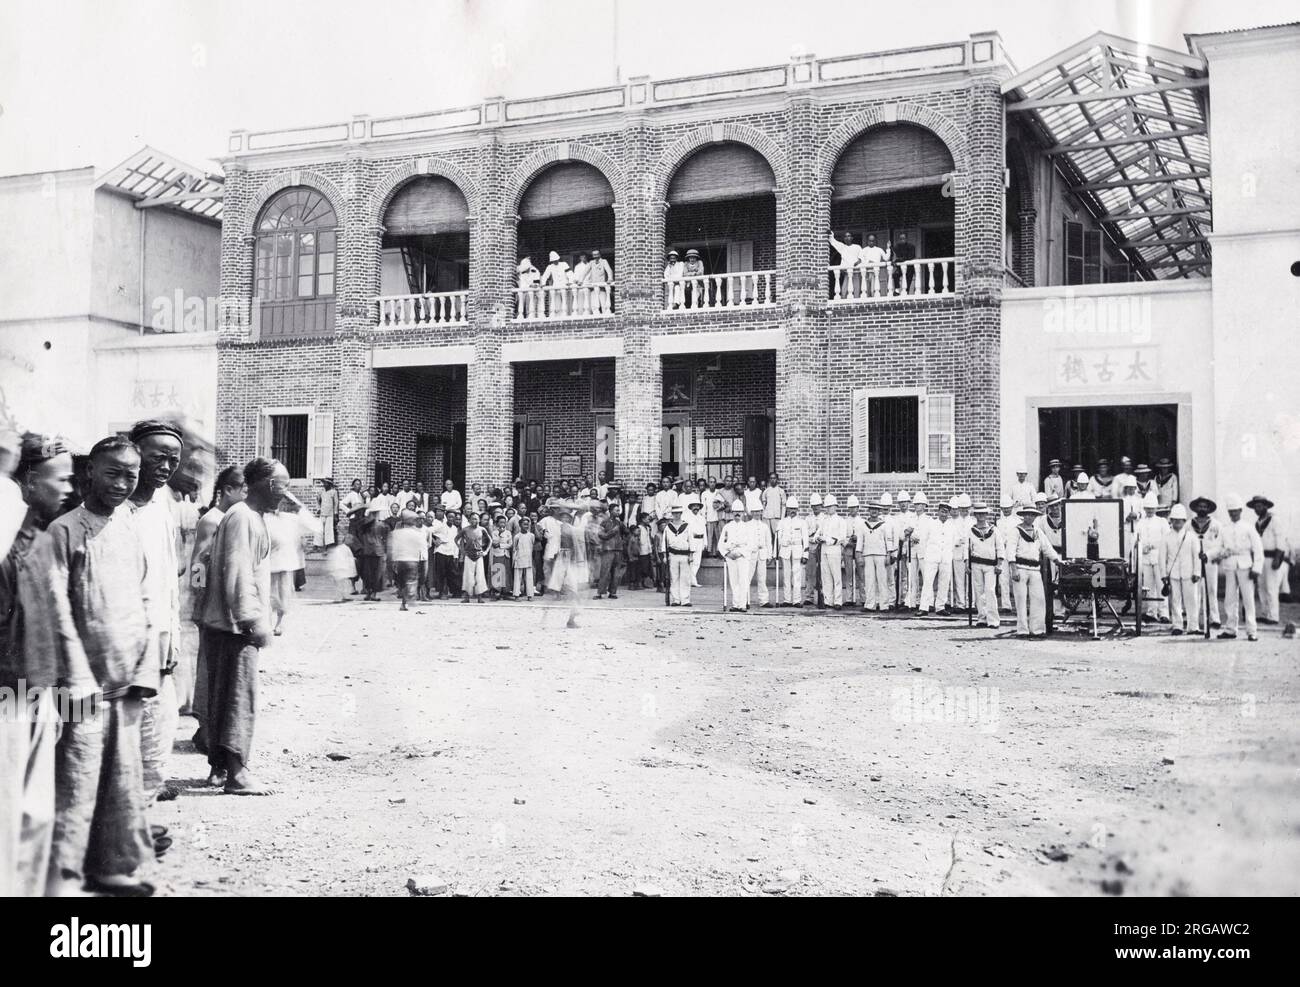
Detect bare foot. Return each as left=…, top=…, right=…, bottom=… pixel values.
left=207, top=769, right=228, bottom=787
left=225, top=770, right=274, bottom=796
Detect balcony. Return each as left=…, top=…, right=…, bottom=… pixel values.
left=661, top=270, right=777, bottom=312
left=826, top=257, right=957, bottom=303
left=376, top=290, right=468, bottom=328
left=513, top=284, right=616, bottom=322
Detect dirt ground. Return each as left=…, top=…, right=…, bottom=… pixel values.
left=148, top=578, right=1300, bottom=897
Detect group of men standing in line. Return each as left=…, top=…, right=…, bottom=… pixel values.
left=1, top=424, right=284, bottom=898
left=516, top=250, right=614, bottom=319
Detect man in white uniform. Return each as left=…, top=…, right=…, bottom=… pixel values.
left=745, top=502, right=772, bottom=608
left=1189, top=496, right=1223, bottom=629
left=1249, top=494, right=1289, bottom=625
left=776, top=496, right=808, bottom=606
left=1218, top=493, right=1262, bottom=641
left=1135, top=490, right=1168, bottom=622
left=1010, top=504, right=1062, bottom=637
left=859, top=496, right=895, bottom=612
left=1159, top=504, right=1199, bottom=635
left=685, top=494, right=707, bottom=587
left=995, top=494, right=1018, bottom=612
left=1009, top=468, right=1035, bottom=508
left=816, top=495, right=847, bottom=608
left=719, top=501, right=755, bottom=611
left=917, top=498, right=954, bottom=616
left=904, top=492, right=927, bottom=609
left=968, top=502, right=1002, bottom=628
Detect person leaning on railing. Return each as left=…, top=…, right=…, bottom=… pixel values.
left=584, top=249, right=613, bottom=315
left=827, top=231, right=862, bottom=298
left=683, top=248, right=706, bottom=308
left=890, top=231, right=917, bottom=295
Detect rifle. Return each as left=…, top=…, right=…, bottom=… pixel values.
left=966, top=540, right=973, bottom=628
left=721, top=553, right=729, bottom=612
left=1200, top=533, right=1211, bottom=640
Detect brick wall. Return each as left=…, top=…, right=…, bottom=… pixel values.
left=216, top=75, right=1006, bottom=505
left=372, top=367, right=466, bottom=485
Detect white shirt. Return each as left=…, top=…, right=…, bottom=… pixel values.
left=745, top=517, right=772, bottom=559
left=719, top=519, right=756, bottom=559
left=703, top=489, right=723, bottom=523
left=1010, top=480, right=1036, bottom=507
left=762, top=486, right=785, bottom=520
left=817, top=513, right=848, bottom=547
left=744, top=488, right=764, bottom=513
left=1220, top=517, right=1263, bottom=572
left=861, top=244, right=888, bottom=265
left=828, top=236, right=863, bottom=267
left=654, top=489, right=677, bottom=520
left=777, top=515, right=809, bottom=555
left=440, top=489, right=462, bottom=512
left=859, top=518, right=894, bottom=556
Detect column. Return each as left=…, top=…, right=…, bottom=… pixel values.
left=465, top=334, right=513, bottom=487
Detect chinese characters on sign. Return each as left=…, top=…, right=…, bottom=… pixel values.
left=130, top=379, right=185, bottom=412
left=1052, top=347, right=1158, bottom=391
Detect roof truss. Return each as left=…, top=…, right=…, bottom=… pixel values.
left=95, top=146, right=224, bottom=222
left=1003, top=32, right=1212, bottom=280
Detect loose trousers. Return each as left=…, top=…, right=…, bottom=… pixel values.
left=861, top=556, right=888, bottom=610
left=778, top=550, right=804, bottom=602
left=1223, top=568, right=1258, bottom=637
left=48, top=695, right=151, bottom=887
left=1013, top=566, right=1047, bottom=635
left=749, top=556, right=769, bottom=605
left=820, top=545, right=843, bottom=606
left=1259, top=560, right=1289, bottom=622
left=0, top=691, right=56, bottom=896
left=725, top=556, right=750, bottom=609
left=972, top=563, right=999, bottom=627
left=669, top=555, right=692, bottom=605
left=513, top=566, right=535, bottom=599
left=1168, top=576, right=1198, bottom=633
left=906, top=553, right=923, bottom=608
left=141, top=650, right=178, bottom=801
left=803, top=545, right=821, bottom=604
left=951, top=558, right=968, bottom=609
left=919, top=557, right=952, bottom=611
left=1140, top=560, right=1165, bottom=618
left=599, top=553, right=626, bottom=596
left=691, top=544, right=704, bottom=585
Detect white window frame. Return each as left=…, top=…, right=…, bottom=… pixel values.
left=257, top=405, right=333, bottom=481
left=851, top=386, right=955, bottom=477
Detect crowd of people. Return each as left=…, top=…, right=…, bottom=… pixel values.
left=1, top=422, right=1292, bottom=897
left=516, top=250, right=614, bottom=319
left=1, top=423, right=285, bottom=897
left=316, top=461, right=1291, bottom=644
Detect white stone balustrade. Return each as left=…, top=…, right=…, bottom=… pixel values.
left=376, top=291, right=469, bottom=327
left=513, top=284, right=616, bottom=322
left=827, top=257, right=957, bottom=302
left=661, top=270, right=776, bottom=312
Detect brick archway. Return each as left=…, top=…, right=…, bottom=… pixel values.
left=241, top=170, right=349, bottom=238
left=817, top=102, right=967, bottom=186
left=370, top=157, right=481, bottom=225
left=504, top=141, right=626, bottom=214
left=653, top=122, right=788, bottom=202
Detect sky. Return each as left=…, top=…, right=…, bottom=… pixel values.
left=0, top=0, right=1294, bottom=177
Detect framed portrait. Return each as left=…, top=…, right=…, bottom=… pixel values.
left=662, top=367, right=694, bottom=409
left=1061, top=498, right=1126, bottom=560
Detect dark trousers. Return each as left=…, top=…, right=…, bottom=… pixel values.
left=432, top=554, right=456, bottom=596
left=201, top=627, right=259, bottom=770
left=599, top=553, right=626, bottom=596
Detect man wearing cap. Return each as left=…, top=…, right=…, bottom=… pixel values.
left=1009, top=469, right=1035, bottom=508
left=1249, top=494, right=1288, bottom=625
left=745, top=500, right=774, bottom=608
left=685, top=493, right=707, bottom=587
left=803, top=494, right=824, bottom=607
left=1159, top=504, right=1200, bottom=635
left=1218, top=493, right=1263, bottom=640
left=905, top=492, right=929, bottom=610
left=1010, top=502, right=1062, bottom=637
left=682, top=248, right=705, bottom=308
left=1133, top=464, right=1154, bottom=500
left=892, top=491, right=914, bottom=608
left=1113, top=456, right=1135, bottom=496
left=967, top=502, right=1002, bottom=628
left=917, top=496, right=953, bottom=616
left=660, top=499, right=693, bottom=606
left=1136, top=490, right=1168, bottom=621
left=843, top=494, right=865, bottom=605
left=702, top=478, right=724, bottom=558
left=1089, top=459, right=1116, bottom=499
left=815, top=495, right=847, bottom=608
left=950, top=494, right=972, bottom=613
left=720, top=500, right=754, bottom=611
left=541, top=251, right=571, bottom=317
left=995, top=495, right=1017, bottom=613
left=1186, top=498, right=1222, bottom=629
left=777, top=497, right=808, bottom=606
left=127, top=420, right=185, bottom=805
left=859, top=496, right=895, bottom=612
left=1043, top=460, right=1065, bottom=502
left=664, top=250, right=685, bottom=309
left=1120, top=476, right=1143, bottom=530
left=0, top=433, right=73, bottom=895
left=1155, top=459, right=1179, bottom=508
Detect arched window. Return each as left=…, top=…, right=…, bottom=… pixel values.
left=254, top=188, right=337, bottom=301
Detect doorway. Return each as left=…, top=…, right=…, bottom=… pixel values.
left=1038, top=404, right=1178, bottom=478
left=662, top=411, right=691, bottom=480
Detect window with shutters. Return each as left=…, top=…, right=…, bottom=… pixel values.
left=258, top=406, right=333, bottom=481
left=852, top=388, right=955, bottom=475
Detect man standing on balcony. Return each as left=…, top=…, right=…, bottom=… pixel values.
left=683, top=249, right=706, bottom=308
left=586, top=249, right=613, bottom=315
left=541, top=252, right=570, bottom=318
left=827, top=231, right=862, bottom=299
left=862, top=235, right=889, bottom=298
left=572, top=253, right=591, bottom=316
left=891, top=231, right=917, bottom=295
left=516, top=257, right=540, bottom=320
left=664, top=250, right=685, bottom=310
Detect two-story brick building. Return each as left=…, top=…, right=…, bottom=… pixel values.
left=211, top=24, right=1300, bottom=524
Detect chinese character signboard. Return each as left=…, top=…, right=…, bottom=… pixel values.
left=1051, top=347, right=1158, bottom=392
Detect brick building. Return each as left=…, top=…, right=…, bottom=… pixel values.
left=211, top=25, right=1299, bottom=523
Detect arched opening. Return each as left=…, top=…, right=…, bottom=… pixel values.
left=379, top=176, right=471, bottom=326
left=827, top=123, right=956, bottom=301
left=663, top=142, right=777, bottom=310
left=516, top=162, right=616, bottom=320
left=253, top=186, right=337, bottom=338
